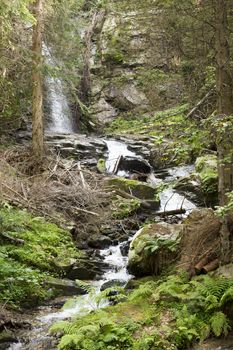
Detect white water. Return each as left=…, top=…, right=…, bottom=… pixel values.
left=43, top=45, right=74, bottom=134
left=8, top=243, right=132, bottom=350
left=105, top=139, right=138, bottom=174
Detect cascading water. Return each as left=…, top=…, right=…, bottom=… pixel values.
left=43, top=45, right=74, bottom=134
left=7, top=243, right=132, bottom=350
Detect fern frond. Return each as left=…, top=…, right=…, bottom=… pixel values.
left=219, top=286, right=233, bottom=307
left=210, top=311, right=230, bottom=337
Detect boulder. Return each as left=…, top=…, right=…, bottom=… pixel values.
left=194, top=154, right=218, bottom=203
left=67, top=258, right=109, bottom=280
left=100, top=279, right=126, bottom=291
left=118, top=156, right=151, bottom=174
left=127, top=222, right=182, bottom=277
left=44, top=277, right=86, bottom=296
left=107, top=177, right=158, bottom=200
left=88, top=235, right=112, bottom=249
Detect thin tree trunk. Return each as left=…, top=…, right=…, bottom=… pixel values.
left=32, top=0, right=44, bottom=162
left=215, top=0, right=233, bottom=264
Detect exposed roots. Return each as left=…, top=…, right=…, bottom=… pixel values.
left=178, top=208, right=221, bottom=274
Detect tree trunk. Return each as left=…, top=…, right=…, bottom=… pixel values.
left=215, top=0, right=233, bottom=264
left=32, top=0, right=44, bottom=162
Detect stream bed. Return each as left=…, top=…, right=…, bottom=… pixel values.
left=7, top=244, right=132, bottom=350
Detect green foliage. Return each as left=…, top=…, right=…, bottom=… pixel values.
left=144, top=236, right=180, bottom=256
left=56, top=273, right=233, bottom=350
left=105, top=105, right=211, bottom=165
left=216, top=192, right=233, bottom=218
left=210, top=312, right=230, bottom=337
left=0, top=205, right=80, bottom=307
left=111, top=197, right=141, bottom=219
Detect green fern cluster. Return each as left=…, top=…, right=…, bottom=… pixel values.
left=53, top=273, right=233, bottom=350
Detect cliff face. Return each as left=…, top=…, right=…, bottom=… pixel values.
left=87, top=1, right=184, bottom=125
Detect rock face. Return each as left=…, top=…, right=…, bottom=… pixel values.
left=127, top=222, right=182, bottom=277
left=87, top=1, right=184, bottom=124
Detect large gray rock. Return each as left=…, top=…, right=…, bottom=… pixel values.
left=44, top=277, right=86, bottom=296
left=127, top=222, right=182, bottom=277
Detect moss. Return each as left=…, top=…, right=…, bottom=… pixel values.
left=195, top=155, right=218, bottom=195
left=0, top=205, right=81, bottom=307
left=105, top=105, right=212, bottom=166
left=107, top=177, right=158, bottom=200
left=111, top=196, right=141, bottom=219
left=97, top=158, right=106, bottom=173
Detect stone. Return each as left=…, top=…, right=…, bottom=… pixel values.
left=100, top=279, right=126, bottom=291
left=88, top=235, right=112, bottom=249
left=107, top=176, right=158, bottom=200
left=44, top=277, right=86, bottom=296
left=127, top=222, right=182, bottom=277
left=120, top=241, right=130, bottom=256
left=118, top=156, right=151, bottom=174
left=66, top=258, right=109, bottom=280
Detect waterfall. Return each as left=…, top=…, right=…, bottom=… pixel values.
left=43, top=45, right=74, bottom=134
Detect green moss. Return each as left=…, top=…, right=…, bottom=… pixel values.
left=111, top=196, right=141, bottom=219
left=195, top=155, right=218, bottom=195
left=0, top=205, right=81, bottom=307
left=107, top=177, right=158, bottom=200
left=97, top=158, right=106, bottom=173
left=105, top=105, right=212, bottom=166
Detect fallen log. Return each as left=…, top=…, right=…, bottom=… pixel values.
left=202, top=259, right=219, bottom=274
left=194, top=256, right=209, bottom=275
left=113, top=155, right=123, bottom=174
left=155, top=208, right=186, bottom=216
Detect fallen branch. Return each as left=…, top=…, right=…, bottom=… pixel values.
left=0, top=232, right=24, bottom=245
left=155, top=208, right=186, bottom=216
left=77, top=162, right=88, bottom=189
left=187, top=88, right=216, bottom=119
left=75, top=207, right=99, bottom=217
left=113, top=155, right=123, bottom=175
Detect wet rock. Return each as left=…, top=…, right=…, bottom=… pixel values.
left=67, top=267, right=97, bottom=280
left=67, top=258, right=109, bottom=280
left=100, top=279, right=126, bottom=291
left=120, top=241, right=130, bottom=256
left=44, top=277, right=86, bottom=296
left=174, top=174, right=204, bottom=205
left=118, top=156, right=151, bottom=174
left=107, top=177, right=158, bottom=200
left=127, top=222, right=182, bottom=277
left=88, top=235, right=112, bottom=249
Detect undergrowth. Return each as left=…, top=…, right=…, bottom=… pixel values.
left=0, top=203, right=81, bottom=307
left=51, top=273, right=233, bottom=350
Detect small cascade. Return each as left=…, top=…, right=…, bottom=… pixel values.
left=7, top=242, right=132, bottom=350
left=43, top=45, right=74, bottom=134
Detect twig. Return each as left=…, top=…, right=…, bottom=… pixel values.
left=75, top=207, right=99, bottom=217
left=78, top=162, right=88, bottom=189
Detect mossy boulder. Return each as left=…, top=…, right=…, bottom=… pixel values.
left=107, top=177, right=158, bottom=200
left=127, top=222, right=182, bottom=277
left=195, top=154, right=218, bottom=203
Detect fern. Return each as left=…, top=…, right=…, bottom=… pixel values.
left=210, top=311, right=230, bottom=337
left=219, top=285, right=233, bottom=307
